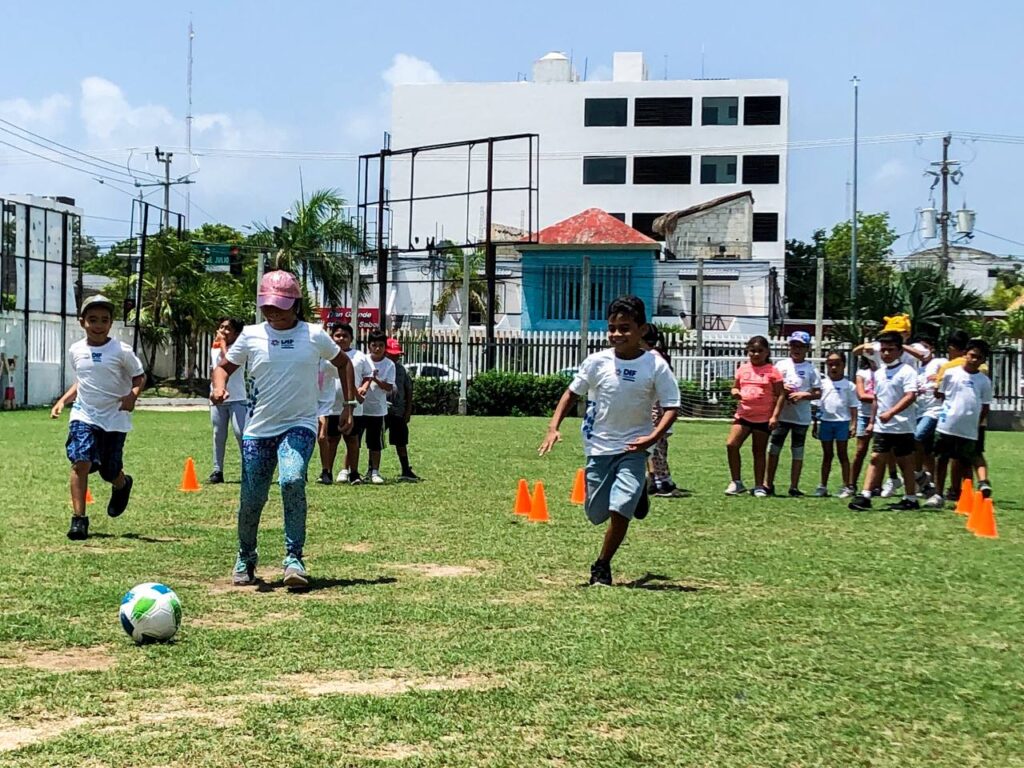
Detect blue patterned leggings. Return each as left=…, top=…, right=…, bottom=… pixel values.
left=238, top=427, right=316, bottom=564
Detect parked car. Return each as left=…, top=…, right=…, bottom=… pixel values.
left=406, top=363, right=460, bottom=381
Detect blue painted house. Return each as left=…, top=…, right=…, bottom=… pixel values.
left=517, top=208, right=661, bottom=331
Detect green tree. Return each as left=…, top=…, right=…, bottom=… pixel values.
left=784, top=233, right=824, bottom=319
left=432, top=246, right=498, bottom=322
left=823, top=212, right=897, bottom=319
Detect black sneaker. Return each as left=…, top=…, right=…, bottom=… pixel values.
left=654, top=479, right=679, bottom=498
left=349, top=473, right=363, bottom=486
left=397, top=468, right=420, bottom=482
left=788, top=487, right=805, bottom=498
left=646, top=475, right=658, bottom=495
left=848, top=495, right=872, bottom=511
left=765, top=484, right=776, bottom=497
left=316, top=470, right=332, bottom=485
left=634, top=484, right=650, bottom=520
left=945, top=488, right=960, bottom=502
left=887, top=497, right=921, bottom=510
left=871, top=487, right=883, bottom=497
left=978, top=480, right=993, bottom=499
left=208, top=471, right=224, bottom=484
left=589, top=559, right=612, bottom=587
left=67, top=515, right=89, bottom=540
left=107, top=475, right=133, bottom=518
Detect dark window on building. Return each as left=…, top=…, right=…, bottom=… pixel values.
left=633, top=155, right=691, bottom=185
left=584, top=98, right=627, bottom=127
left=752, top=212, right=779, bottom=242
left=700, top=155, right=737, bottom=184
left=744, top=96, right=782, bottom=125
left=701, top=97, right=738, bottom=126
left=742, top=155, right=780, bottom=184
left=608, top=212, right=626, bottom=222
left=542, top=264, right=632, bottom=321
left=631, top=212, right=666, bottom=241
left=582, top=157, right=627, bottom=185
left=634, top=97, right=692, bottom=126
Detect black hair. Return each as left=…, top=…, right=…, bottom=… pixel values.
left=876, top=331, right=904, bottom=347
left=217, top=317, right=244, bottom=334
left=966, top=338, right=991, bottom=359
left=912, top=334, right=936, bottom=348
left=826, top=349, right=846, bottom=362
left=330, top=322, right=353, bottom=336
left=641, top=324, right=660, bottom=346
left=606, top=295, right=646, bottom=325
left=946, top=329, right=970, bottom=352
left=746, top=335, right=772, bottom=364
left=367, top=328, right=387, bottom=345
left=858, top=355, right=874, bottom=370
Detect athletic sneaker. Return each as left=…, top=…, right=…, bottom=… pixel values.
left=887, top=497, right=921, bottom=511
left=812, top=485, right=829, bottom=498
left=107, top=475, right=133, bottom=518
left=848, top=495, right=872, bottom=511
left=337, top=468, right=350, bottom=483
left=945, top=488, right=960, bottom=502
left=589, top=559, right=612, bottom=587
left=978, top=480, right=993, bottom=499
left=634, top=484, right=650, bottom=520
left=880, top=476, right=903, bottom=498
left=919, top=482, right=937, bottom=498
left=398, top=468, right=421, bottom=482
left=369, top=470, right=385, bottom=485
left=316, top=470, right=332, bottom=485
left=208, top=471, right=224, bottom=484
left=923, top=493, right=946, bottom=509
left=871, top=487, right=883, bottom=497
left=654, top=479, right=680, bottom=497
left=232, top=557, right=256, bottom=586
left=788, top=487, right=805, bottom=498
left=67, top=515, right=89, bottom=540
left=837, top=485, right=856, bottom=499
left=282, top=556, right=309, bottom=588
left=646, top=475, right=659, bottom=495
left=349, top=473, right=363, bottom=486
left=752, top=486, right=770, bottom=498
left=724, top=480, right=747, bottom=496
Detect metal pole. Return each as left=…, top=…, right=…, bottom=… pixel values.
left=849, top=76, right=859, bottom=320
left=695, top=254, right=705, bottom=356
left=376, top=151, right=388, bottom=327
left=577, top=254, right=591, bottom=417
left=458, top=246, right=470, bottom=415
left=155, top=147, right=172, bottom=231
left=134, top=203, right=149, bottom=353
left=255, top=248, right=265, bottom=323
left=484, top=139, right=496, bottom=369
left=815, top=255, right=825, bottom=356
left=939, top=133, right=951, bottom=279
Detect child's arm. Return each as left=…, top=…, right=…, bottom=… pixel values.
left=902, top=344, right=926, bottom=361
left=119, top=374, right=145, bottom=412
left=848, top=405, right=858, bottom=433
left=626, top=406, right=679, bottom=453
left=538, top=388, right=579, bottom=455
left=879, top=392, right=916, bottom=423
left=730, top=371, right=741, bottom=399
left=403, top=372, right=414, bottom=423
left=329, top=352, right=356, bottom=433
left=855, top=375, right=874, bottom=403
left=769, top=381, right=784, bottom=429
left=50, top=381, right=78, bottom=419
left=211, top=361, right=240, bottom=404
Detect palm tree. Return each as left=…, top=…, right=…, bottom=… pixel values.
left=432, top=247, right=499, bottom=323
left=250, top=189, right=361, bottom=307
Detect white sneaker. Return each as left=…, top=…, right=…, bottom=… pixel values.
left=880, top=477, right=903, bottom=498
left=837, top=485, right=855, bottom=499
left=752, top=486, right=769, bottom=498
left=724, top=480, right=747, bottom=496
left=813, top=485, right=829, bottom=497
left=369, top=471, right=385, bottom=485
left=923, top=493, right=946, bottom=509
left=338, top=469, right=350, bottom=483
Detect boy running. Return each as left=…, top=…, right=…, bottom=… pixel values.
left=51, top=295, right=145, bottom=540
left=811, top=351, right=859, bottom=497
left=766, top=331, right=822, bottom=497
left=540, top=296, right=680, bottom=587
left=385, top=337, right=420, bottom=482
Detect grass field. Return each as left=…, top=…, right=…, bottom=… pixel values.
left=1, top=410, right=1022, bottom=767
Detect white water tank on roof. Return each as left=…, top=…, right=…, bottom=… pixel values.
left=533, top=52, right=572, bottom=83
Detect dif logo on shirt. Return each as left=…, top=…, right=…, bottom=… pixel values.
left=618, top=367, right=638, bottom=382
left=269, top=339, right=295, bottom=349
left=91, top=352, right=102, bottom=363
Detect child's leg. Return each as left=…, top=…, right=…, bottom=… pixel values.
left=230, top=402, right=248, bottom=450
left=599, top=513, right=630, bottom=563
left=933, top=453, right=949, bottom=497
left=725, top=423, right=751, bottom=482
left=766, top=425, right=789, bottom=487
left=323, top=435, right=340, bottom=475
left=851, top=434, right=869, bottom=489
left=211, top=404, right=229, bottom=474
left=70, top=461, right=90, bottom=517
left=862, top=451, right=887, bottom=494
left=751, top=429, right=769, bottom=487
left=317, top=417, right=331, bottom=472
left=896, top=449, right=917, bottom=496
left=598, top=454, right=646, bottom=565
left=820, top=440, right=835, bottom=486
left=789, top=425, right=808, bottom=490
left=650, top=436, right=670, bottom=481
left=277, top=427, right=317, bottom=562
left=836, top=439, right=852, bottom=487
left=344, top=434, right=360, bottom=475
left=887, top=454, right=899, bottom=481
left=237, top=436, right=278, bottom=563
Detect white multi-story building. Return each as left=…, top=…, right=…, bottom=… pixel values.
left=388, top=51, right=788, bottom=327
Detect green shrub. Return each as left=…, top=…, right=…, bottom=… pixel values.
left=467, top=371, right=571, bottom=417
left=412, top=377, right=459, bottom=415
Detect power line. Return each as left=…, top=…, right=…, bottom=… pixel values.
left=0, top=138, right=143, bottom=193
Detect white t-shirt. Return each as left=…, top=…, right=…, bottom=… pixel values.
left=67, top=338, right=145, bottom=433
left=318, top=359, right=341, bottom=417
left=775, top=358, right=822, bottom=426
left=569, top=348, right=681, bottom=457
left=916, top=357, right=947, bottom=420
left=937, top=367, right=992, bottom=440
left=360, top=355, right=396, bottom=417
left=855, top=368, right=875, bottom=418
left=346, top=348, right=374, bottom=417
left=816, top=376, right=859, bottom=422
left=226, top=321, right=340, bottom=438
left=209, top=348, right=247, bottom=404
left=872, top=362, right=919, bottom=434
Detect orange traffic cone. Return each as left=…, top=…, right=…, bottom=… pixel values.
left=973, top=498, right=998, bottom=539
left=85, top=488, right=94, bottom=504
left=954, top=478, right=974, bottom=515
left=179, top=457, right=202, bottom=492
left=514, top=479, right=532, bottom=516
left=965, top=491, right=984, bottom=533
left=528, top=482, right=550, bottom=523
left=570, top=468, right=586, bottom=505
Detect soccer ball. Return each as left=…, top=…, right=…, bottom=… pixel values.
left=119, top=583, right=181, bottom=644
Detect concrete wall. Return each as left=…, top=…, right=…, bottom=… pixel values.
left=664, top=197, right=753, bottom=260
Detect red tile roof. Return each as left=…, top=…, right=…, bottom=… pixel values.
left=533, top=208, right=657, bottom=245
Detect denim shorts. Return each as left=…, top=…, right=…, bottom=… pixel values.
left=856, top=414, right=872, bottom=439
left=914, top=415, right=939, bottom=453
left=818, top=420, right=851, bottom=442
left=66, top=420, right=126, bottom=481
left=584, top=452, right=647, bottom=525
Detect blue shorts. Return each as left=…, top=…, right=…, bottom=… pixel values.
left=856, top=414, right=872, bottom=439
left=584, top=452, right=647, bottom=525
left=66, top=421, right=127, bottom=482
left=914, top=415, right=939, bottom=452
left=818, top=420, right=850, bottom=442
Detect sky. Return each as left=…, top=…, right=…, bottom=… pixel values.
left=2, top=0, right=1023, bottom=256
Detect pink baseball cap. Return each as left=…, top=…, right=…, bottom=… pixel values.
left=257, top=270, right=302, bottom=310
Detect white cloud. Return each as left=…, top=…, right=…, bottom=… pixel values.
left=382, top=53, right=443, bottom=87
left=343, top=53, right=444, bottom=144
left=587, top=64, right=613, bottom=82
left=872, top=158, right=908, bottom=186
left=80, top=76, right=176, bottom=140
left=0, top=93, right=72, bottom=131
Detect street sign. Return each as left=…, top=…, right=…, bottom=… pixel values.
left=318, top=307, right=381, bottom=330
left=194, top=242, right=239, bottom=273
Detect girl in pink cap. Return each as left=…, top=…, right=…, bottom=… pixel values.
left=211, top=270, right=356, bottom=588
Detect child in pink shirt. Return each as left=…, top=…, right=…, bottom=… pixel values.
left=725, top=336, right=784, bottom=497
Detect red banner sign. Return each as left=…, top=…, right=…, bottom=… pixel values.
left=318, top=307, right=381, bottom=330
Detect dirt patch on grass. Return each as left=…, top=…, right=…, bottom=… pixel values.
left=41, top=544, right=134, bottom=554
left=280, top=670, right=497, bottom=698
left=0, top=716, right=92, bottom=753
left=0, top=645, right=115, bottom=673
left=190, top=611, right=292, bottom=630
left=341, top=542, right=373, bottom=553
left=391, top=562, right=485, bottom=578
left=354, top=742, right=431, bottom=760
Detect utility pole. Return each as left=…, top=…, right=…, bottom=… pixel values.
left=155, top=147, right=173, bottom=231
left=694, top=254, right=705, bottom=357
left=577, top=255, right=591, bottom=418
left=458, top=246, right=471, bottom=415
left=938, top=133, right=952, bottom=278
left=849, top=76, right=860, bottom=321
left=814, top=254, right=825, bottom=357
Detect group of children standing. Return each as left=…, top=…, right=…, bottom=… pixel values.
left=726, top=314, right=994, bottom=511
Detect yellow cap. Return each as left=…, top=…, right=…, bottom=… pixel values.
left=881, top=313, right=911, bottom=334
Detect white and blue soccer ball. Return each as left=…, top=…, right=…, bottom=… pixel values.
left=119, top=583, right=181, bottom=644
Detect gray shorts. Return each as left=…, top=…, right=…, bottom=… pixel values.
left=584, top=452, right=647, bottom=525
